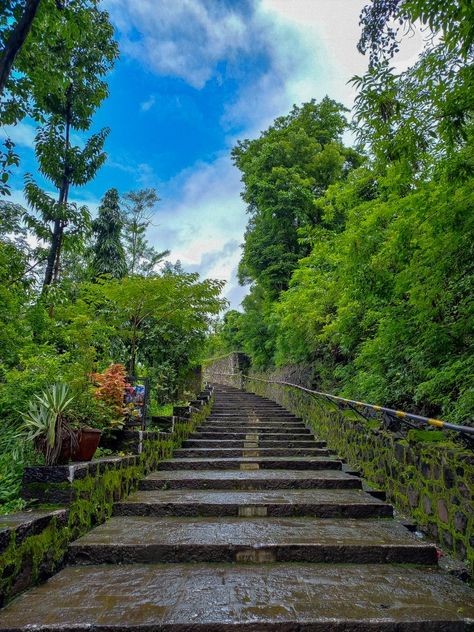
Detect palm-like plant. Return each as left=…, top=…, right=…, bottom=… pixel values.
left=23, top=384, right=78, bottom=465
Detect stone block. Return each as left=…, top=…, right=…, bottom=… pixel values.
left=173, top=406, right=190, bottom=418
left=443, top=466, right=456, bottom=488
left=420, top=461, right=431, bottom=478
left=407, top=486, right=419, bottom=508
left=442, top=529, right=453, bottom=549
left=23, top=463, right=90, bottom=484
left=0, top=528, right=11, bottom=556
left=454, top=511, right=468, bottom=534
left=437, top=499, right=449, bottom=524
left=422, top=494, right=432, bottom=515
left=0, top=510, right=69, bottom=548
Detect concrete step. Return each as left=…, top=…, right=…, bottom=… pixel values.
left=196, top=425, right=311, bottom=434
left=208, top=413, right=301, bottom=420
left=211, top=403, right=293, bottom=415
left=183, top=439, right=326, bottom=448
left=1, top=563, right=472, bottom=630
left=206, top=417, right=305, bottom=428
left=140, top=469, right=362, bottom=490
left=68, top=516, right=438, bottom=565
left=172, top=447, right=331, bottom=458
left=191, top=430, right=313, bottom=440
left=114, top=489, right=393, bottom=518
left=157, top=456, right=342, bottom=471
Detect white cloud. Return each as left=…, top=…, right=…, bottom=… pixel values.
left=0, top=122, right=37, bottom=149
left=103, top=0, right=256, bottom=89
left=140, top=95, right=156, bottom=112
left=146, top=154, right=247, bottom=305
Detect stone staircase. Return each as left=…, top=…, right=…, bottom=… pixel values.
left=0, top=385, right=473, bottom=630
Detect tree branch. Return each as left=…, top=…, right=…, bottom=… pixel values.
left=0, top=0, right=42, bottom=97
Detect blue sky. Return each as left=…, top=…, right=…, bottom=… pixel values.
left=1, top=0, right=423, bottom=307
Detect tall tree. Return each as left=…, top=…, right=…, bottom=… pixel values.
left=232, top=97, right=362, bottom=297
left=121, top=188, right=169, bottom=276
left=99, top=273, right=226, bottom=376
left=22, top=3, right=118, bottom=288
left=91, top=188, right=126, bottom=279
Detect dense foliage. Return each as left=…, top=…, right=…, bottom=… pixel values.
left=0, top=3, right=226, bottom=511
left=212, top=0, right=474, bottom=426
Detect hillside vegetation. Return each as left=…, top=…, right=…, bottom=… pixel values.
left=209, top=0, right=474, bottom=425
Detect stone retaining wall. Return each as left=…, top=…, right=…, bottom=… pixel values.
left=202, top=352, right=250, bottom=389
left=0, top=389, right=213, bottom=606
left=204, top=353, right=473, bottom=571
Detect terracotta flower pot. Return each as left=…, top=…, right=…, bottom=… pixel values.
left=71, top=428, right=102, bottom=462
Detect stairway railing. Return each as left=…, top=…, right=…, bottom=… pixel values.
left=207, top=371, right=474, bottom=438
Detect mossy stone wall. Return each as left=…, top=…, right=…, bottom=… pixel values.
left=243, top=374, right=473, bottom=571
left=0, top=392, right=213, bottom=605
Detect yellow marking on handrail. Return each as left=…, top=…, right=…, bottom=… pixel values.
left=355, top=401, right=364, bottom=407
left=428, top=419, right=444, bottom=428
left=372, top=405, right=382, bottom=412
left=395, top=411, right=406, bottom=418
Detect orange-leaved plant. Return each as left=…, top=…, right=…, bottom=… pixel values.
left=91, top=364, right=129, bottom=429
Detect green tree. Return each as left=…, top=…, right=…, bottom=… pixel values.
left=98, top=273, right=226, bottom=375
left=0, top=0, right=41, bottom=98
left=91, top=188, right=127, bottom=279
left=232, top=97, right=362, bottom=297
left=23, top=3, right=118, bottom=288
left=121, top=188, right=169, bottom=276
left=0, top=1, right=113, bottom=194
left=353, top=0, right=474, bottom=179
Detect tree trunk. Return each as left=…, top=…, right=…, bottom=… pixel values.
left=129, top=333, right=137, bottom=377
left=0, top=0, right=42, bottom=97
left=52, top=220, right=64, bottom=282
left=43, top=217, right=62, bottom=287
left=42, top=85, right=72, bottom=288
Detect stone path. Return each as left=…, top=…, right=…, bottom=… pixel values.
left=0, top=385, right=473, bottom=630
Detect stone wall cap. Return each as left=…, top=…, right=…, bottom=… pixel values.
left=23, top=462, right=90, bottom=484
left=0, top=508, right=69, bottom=554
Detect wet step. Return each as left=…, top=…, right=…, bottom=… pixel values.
left=172, top=447, right=331, bottom=458
left=140, top=468, right=361, bottom=490
left=1, top=563, right=472, bottom=630
left=157, top=456, right=342, bottom=470
left=209, top=412, right=298, bottom=418
left=206, top=413, right=302, bottom=419
left=196, top=425, right=311, bottom=434
left=211, top=404, right=293, bottom=416
left=114, top=488, right=392, bottom=518
left=192, top=430, right=313, bottom=439
left=203, top=420, right=305, bottom=427
left=69, top=516, right=438, bottom=565
left=183, top=439, right=326, bottom=448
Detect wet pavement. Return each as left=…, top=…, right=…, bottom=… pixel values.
left=69, top=516, right=437, bottom=564
left=0, top=563, right=473, bottom=630
left=114, top=488, right=393, bottom=518
left=1, top=384, right=473, bottom=630
left=140, top=468, right=362, bottom=490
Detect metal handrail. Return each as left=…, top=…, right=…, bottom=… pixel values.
left=206, top=371, right=474, bottom=436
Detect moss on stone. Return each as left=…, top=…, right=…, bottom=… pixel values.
left=245, top=377, right=473, bottom=573
left=0, top=396, right=214, bottom=606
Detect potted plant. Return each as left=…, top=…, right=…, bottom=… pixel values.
left=22, top=384, right=101, bottom=465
